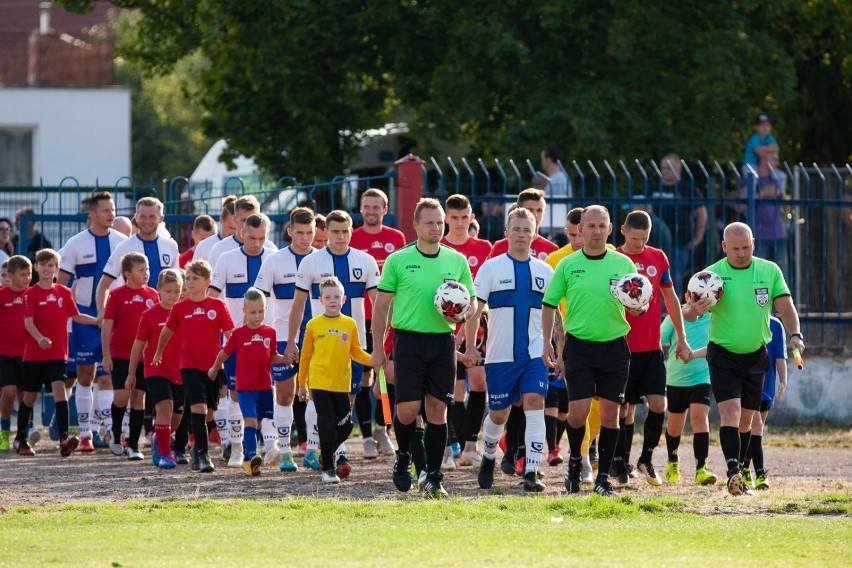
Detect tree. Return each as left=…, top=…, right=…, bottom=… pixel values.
left=59, top=0, right=851, bottom=180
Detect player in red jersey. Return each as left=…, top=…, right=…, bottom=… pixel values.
left=101, top=252, right=159, bottom=460
left=440, top=193, right=492, bottom=469
left=349, top=188, right=406, bottom=457
left=18, top=249, right=98, bottom=456
left=615, top=211, right=692, bottom=486
left=486, top=188, right=559, bottom=262
left=0, top=256, right=32, bottom=452
left=129, top=268, right=185, bottom=469
left=152, top=259, right=235, bottom=473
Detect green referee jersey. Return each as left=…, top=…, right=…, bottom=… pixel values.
left=705, top=256, right=790, bottom=354
left=543, top=248, right=635, bottom=342
left=379, top=242, right=475, bottom=334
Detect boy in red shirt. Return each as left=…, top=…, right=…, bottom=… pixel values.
left=153, top=260, right=234, bottom=473
left=18, top=249, right=98, bottom=456
left=129, top=268, right=185, bottom=469
left=0, top=256, right=32, bottom=451
left=101, top=252, right=159, bottom=460
left=209, top=288, right=286, bottom=476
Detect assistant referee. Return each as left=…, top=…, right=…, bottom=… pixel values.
left=371, top=198, right=475, bottom=499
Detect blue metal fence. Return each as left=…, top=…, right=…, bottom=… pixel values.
left=2, top=158, right=848, bottom=348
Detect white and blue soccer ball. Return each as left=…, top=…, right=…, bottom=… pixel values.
left=434, top=281, right=470, bottom=323
left=613, top=272, right=653, bottom=310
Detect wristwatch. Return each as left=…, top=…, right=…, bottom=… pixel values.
left=791, top=332, right=804, bottom=341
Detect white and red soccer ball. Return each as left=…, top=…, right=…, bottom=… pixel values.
left=687, top=270, right=725, bottom=306
left=613, top=273, right=653, bottom=310
left=434, top=281, right=470, bottom=323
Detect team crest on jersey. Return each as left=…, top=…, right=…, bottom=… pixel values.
left=263, top=337, right=271, bottom=349
left=145, top=299, right=154, bottom=308
left=535, top=277, right=545, bottom=290
left=384, top=243, right=395, bottom=253
left=58, top=297, right=63, bottom=307
left=13, top=297, right=22, bottom=305
left=162, top=254, right=171, bottom=265
left=47, top=294, right=57, bottom=303
left=340, top=332, right=349, bottom=343
left=193, top=307, right=205, bottom=316
left=352, top=268, right=363, bottom=279
left=468, top=256, right=479, bottom=267
left=647, top=265, right=658, bottom=278
left=207, top=309, right=217, bottom=320
left=755, top=288, right=769, bottom=307
left=132, top=294, right=144, bottom=303
left=536, top=251, right=548, bottom=261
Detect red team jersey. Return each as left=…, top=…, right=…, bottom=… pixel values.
left=0, top=287, right=27, bottom=357
left=487, top=235, right=558, bottom=262
left=23, top=284, right=79, bottom=362
left=165, top=296, right=235, bottom=371
left=104, top=284, right=159, bottom=359
left=350, top=226, right=407, bottom=320
left=617, top=245, right=673, bottom=352
left=136, top=304, right=183, bottom=384
left=222, top=324, right=278, bottom=390
left=178, top=247, right=194, bottom=268
left=440, top=236, right=493, bottom=278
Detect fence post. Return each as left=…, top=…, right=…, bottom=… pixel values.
left=395, top=154, right=425, bottom=242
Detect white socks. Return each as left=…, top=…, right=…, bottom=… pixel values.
left=482, top=414, right=505, bottom=460
left=305, top=399, right=319, bottom=451
left=215, top=396, right=231, bottom=445
left=274, top=403, right=293, bottom=454
left=260, top=418, right=278, bottom=453
left=524, top=409, right=546, bottom=474
left=96, top=388, right=114, bottom=433
left=75, top=384, right=93, bottom=438
left=228, top=398, right=243, bottom=454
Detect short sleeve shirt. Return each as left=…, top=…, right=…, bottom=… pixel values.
left=59, top=228, right=126, bottom=312
left=136, top=304, right=182, bottom=384
left=165, top=296, right=235, bottom=370
left=617, top=245, right=673, bottom=352
left=103, top=284, right=159, bottom=359
left=662, top=311, right=710, bottom=387
left=254, top=246, right=314, bottom=343
left=23, top=284, right=79, bottom=361
left=441, top=236, right=493, bottom=278
left=350, top=226, right=407, bottom=319
left=223, top=324, right=278, bottom=391
left=0, top=287, right=27, bottom=357
left=103, top=234, right=180, bottom=288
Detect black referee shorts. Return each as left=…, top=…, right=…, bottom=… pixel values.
left=392, top=329, right=455, bottom=405
left=706, top=342, right=769, bottom=411
left=562, top=333, right=629, bottom=404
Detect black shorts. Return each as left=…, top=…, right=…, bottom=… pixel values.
left=182, top=368, right=224, bottom=409
left=147, top=376, right=186, bottom=414
left=667, top=383, right=713, bottom=413
left=545, top=384, right=569, bottom=413
left=0, top=355, right=24, bottom=388
left=706, top=342, right=768, bottom=411
left=21, top=360, right=67, bottom=392
left=393, top=330, right=455, bottom=405
left=625, top=350, right=667, bottom=404
left=111, top=358, right=147, bottom=392
left=562, top=334, right=629, bottom=404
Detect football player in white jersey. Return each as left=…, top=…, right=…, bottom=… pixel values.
left=254, top=207, right=316, bottom=472
left=209, top=213, right=276, bottom=466
left=464, top=208, right=554, bottom=492
left=57, top=192, right=127, bottom=452
left=207, top=195, right=277, bottom=269
left=284, top=210, right=379, bottom=470
left=192, top=196, right=238, bottom=262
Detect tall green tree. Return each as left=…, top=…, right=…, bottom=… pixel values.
left=60, top=0, right=851, bottom=179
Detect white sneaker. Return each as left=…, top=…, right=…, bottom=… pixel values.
left=322, top=470, right=340, bottom=484
left=126, top=448, right=144, bottom=461
left=363, top=438, right=379, bottom=459
left=581, top=456, right=595, bottom=487
left=373, top=427, right=396, bottom=455
left=263, top=446, right=281, bottom=467
left=109, top=440, right=125, bottom=456
left=441, top=451, right=457, bottom=471
left=227, top=451, right=245, bottom=468
left=460, top=449, right=483, bottom=469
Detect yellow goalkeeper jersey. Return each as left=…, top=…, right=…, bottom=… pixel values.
left=298, top=313, right=372, bottom=392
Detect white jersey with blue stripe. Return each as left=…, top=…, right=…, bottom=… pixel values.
left=191, top=232, right=226, bottom=262
left=59, top=228, right=127, bottom=312
left=294, top=247, right=379, bottom=345
left=103, top=234, right=180, bottom=287
left=254, top=246, right=314, bottom=343
left=207, top=234, right=278, bottom=269
left=210, top=246, right=275, bottom=327
left=474, top=253, right=553, bottom=364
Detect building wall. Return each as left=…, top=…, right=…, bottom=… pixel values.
left=0, top=87, right=130, bottom=186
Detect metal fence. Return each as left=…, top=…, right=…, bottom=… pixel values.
left=2, top=158, right=849, bottom=350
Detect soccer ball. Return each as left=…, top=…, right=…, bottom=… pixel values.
left=434, top=281, right=470, bottom=323
left=613, top=273, right=653, bottom=310
left=687, top=270, right=724, bottom=306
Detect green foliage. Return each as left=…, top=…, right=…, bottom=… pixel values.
left=57, top=0, right=851, bottom=180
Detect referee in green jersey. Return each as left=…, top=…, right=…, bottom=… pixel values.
left=371, top=198, right=475, bottom=499
left=684, top=222, right=804, bottom=496
left=541, top=205, right=640, bottom=497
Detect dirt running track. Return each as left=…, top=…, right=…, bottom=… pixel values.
left=1, top=439, right=849, bottom=510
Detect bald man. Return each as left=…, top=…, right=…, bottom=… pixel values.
left=113, top=216, right=133, bottom=237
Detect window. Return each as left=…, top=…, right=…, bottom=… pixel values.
left=0, top=128, right=33, bottom=186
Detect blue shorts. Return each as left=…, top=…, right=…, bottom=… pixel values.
left=237, top=389, right=274, bottom=421
left=484, top=358, right=549, bottom=410
left=224, top=352, right=237, bottom=391
left=272, top=341, right=298, bottom=383
left=761, top=374, right=776, bottom=409
left=350, top=362, right=364, bottom=395
left=72, top=320, right=102, bottom=366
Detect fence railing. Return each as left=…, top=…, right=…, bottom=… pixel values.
left=2, top=158, right=849, bottom=350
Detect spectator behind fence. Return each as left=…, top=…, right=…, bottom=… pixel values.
left=539, top=146, right=572, bottom=238
left=742, top=114, right=779, bottom=184
left=0, top=218, right=13, bottom=259
left=734, top=177, right=789, bottom=277
left=13, top=209, right=52, bottom=263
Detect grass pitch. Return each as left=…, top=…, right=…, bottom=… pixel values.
left=3, top=493, right=850, bottom=566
